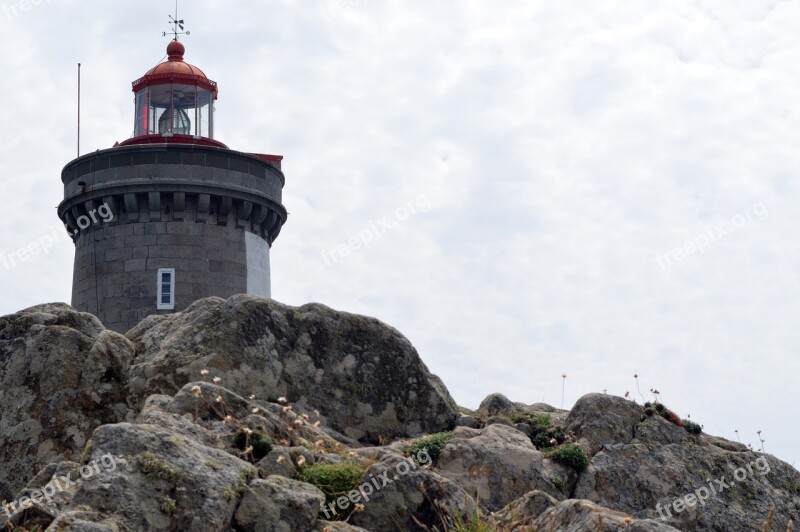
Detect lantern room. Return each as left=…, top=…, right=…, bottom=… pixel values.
left=124, top=40, right=220, bottom=146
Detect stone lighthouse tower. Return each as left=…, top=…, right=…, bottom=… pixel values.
left=57, top=39, right=287, bottom=333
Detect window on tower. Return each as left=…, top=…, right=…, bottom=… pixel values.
left=157, top=268, right=176, bottom=310
left=134, top=84, right=214, bottom=138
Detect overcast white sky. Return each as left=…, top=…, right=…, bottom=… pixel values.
left=0, top=0, right=798, bottom=467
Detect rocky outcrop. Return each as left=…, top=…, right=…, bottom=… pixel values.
left=477, top=392, right=569, bottom=426
left=234, top=476, right=324, bottom=532
left=575, top=415, right=800, bottom=531
left=435, top=424, right=572, bottom=511
left=125, top=295, right=459, bottom=443
left=532, top=499, right=681, bottom=531
left=490, top=490, right=559, bottom=530
left=477, top=392, right=516, bottom=416
left=1, top=298, right=799, bottom=531
left=348, top=454, right=478, bottom=530
left=564, top=394, right=800, bottom=531
left=565, top=392, right=643, bottom=454
left=0, top=303, right=135, bottom=501
left=0, top=296, right=457, bottom=498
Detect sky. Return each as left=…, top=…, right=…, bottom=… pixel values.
left=0, top=0, right=798, bottom=468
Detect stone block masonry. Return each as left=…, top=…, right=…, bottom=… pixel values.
left=58, top=144, right=287, bottom=333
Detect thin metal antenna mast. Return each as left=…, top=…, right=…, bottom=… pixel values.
left=77, top=62, right=81, bottom=157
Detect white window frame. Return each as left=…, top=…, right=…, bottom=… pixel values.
left=156, top=268, right=176, bottom=310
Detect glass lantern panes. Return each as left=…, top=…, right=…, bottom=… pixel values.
left=134, top=84, right=214, bottom=138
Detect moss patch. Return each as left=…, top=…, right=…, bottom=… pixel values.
left=298, top=463, right=365, bottom=519
left=137, top=452, right=179, bottom=483
left=404, top=431, right=453, bottom=465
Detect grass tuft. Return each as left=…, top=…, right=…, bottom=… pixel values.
left=545, top=443, right=589, bottom=472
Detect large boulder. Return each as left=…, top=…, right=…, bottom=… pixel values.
left=44, top=510, right=123, bottom=531
left=565, top=393, right=644, bottom=455
left=2, top=381, right=349, bottom=532
left=575, top=421, right=800, bottom=530
left=477, top=393, right=567, bottom=425
left=0, top=303, right=134, bottom=497
left=565, top=395, right=800, bottom=530
left=348, top=453, right=478, bottom=531
left=490, top=490, right=559, bottom=530
left=125, top=295, right=458, bottom=442
left=68, top=422, right=258, bottom=531
left=532, top=499, right=681, bottom=531
left=436, top=424, right=572, bottom=511
left=234, top=476, right=324, bottom=532
left=477, top=393, right=516, bottom=416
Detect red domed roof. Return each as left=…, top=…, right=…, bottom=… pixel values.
left=131, top=40, right=218, bottom=98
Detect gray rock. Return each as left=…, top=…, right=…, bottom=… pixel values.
left=45, top=510, right=122, bottom=531
left=477, top=394, right=565, bottom=423
left=136, top=393, right=229, bottom=451
left=455, top=414, right=480, bottom=428
left=1, top=302, right=798, bottom=532
left=234, top=475, right=324, bottom=532
left=69, top=422, right=258, bottom=531
left=532, top=499, right=681, bottom=531
left=159, top=381, right=344, bottom=454
left=14, top=461, right=82, bottom=518
left=313, top=522, right=371, bottom=532
left=528, top=402, right=559, bottom=413
left=478, top=393, right=515, bottom=416
left=125, top=295, right=458, bottom=442
left=484, top=415, right=514, bottom=427
left=436, top=424, right=568, bottom=511
left=575, top=439, right=800, bottom=531
left=315, top=452, right=345, bottom=465
left=348, top=454, right=477, bottom=530
left=347, top=444, right=406, bottom=464
left=0, top=303, right=134, bottom=496
left=256, top=448, right=297, bottom=479
left=513, top=422, right=534, bottom=437
left=6, top=500, right=55, bottom=530
left=565, top=393, right=643, bottom=454
left=286, top=446, right=316, bottom=467
left=491, top=490, right=559, bottom=530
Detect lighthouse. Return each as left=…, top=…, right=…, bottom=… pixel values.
left=57, top=38, right=288, bottom=333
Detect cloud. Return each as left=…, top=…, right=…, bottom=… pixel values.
left=0, top=0, right=797, bottom=466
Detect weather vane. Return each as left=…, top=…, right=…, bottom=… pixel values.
left=163, top=1, right=190, bottom=41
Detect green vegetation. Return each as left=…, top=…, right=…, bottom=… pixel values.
left=531, top=415, right=567, bottom=450
left=441, top=509, right=495, bottom=532
left=509, top=412, right=551, bottom=427
left=80, top=440, right=93, bottom=465
left=298, top=463, right=365, bottom=518
left=531, top=425, right=566, bottom=451
left=506, top=412, right=567, bottom=451
left=223, top=480, right=248, bottom=502
left=137, top=452, right=179, bottom=483
left=546, top=444, right=589, bottom=472
left=643, top=402, right=686, bottom=427
left=223, top=468, right=257, bottom=502
left=232, top=426, right=273, bottom=462
left=405, top=432, right=453, bottom=465
left=160, top=497, right=177, bottom=516
left=683, top=420, right=702, bottom=435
